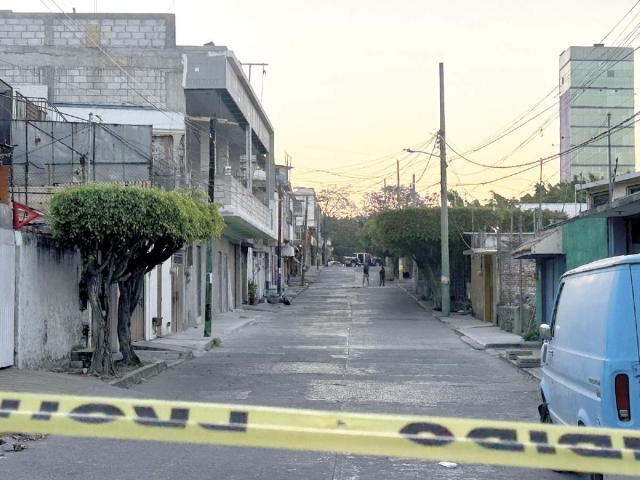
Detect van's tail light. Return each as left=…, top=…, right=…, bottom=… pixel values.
left=615, top=374, right=631, bottom=422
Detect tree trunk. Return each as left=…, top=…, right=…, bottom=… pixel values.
left=117, top=272, right=143, bottom=366
left=87, top=271, right=116, bottom=376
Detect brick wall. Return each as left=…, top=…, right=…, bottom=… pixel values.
left=499, top=253, right=536, bottom=306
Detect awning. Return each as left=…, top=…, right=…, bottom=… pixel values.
left=281, top=245, right=295, bottom=257
left=513, top=227, right=562, bottom=260
left=580, top=191, right=640, bottom=218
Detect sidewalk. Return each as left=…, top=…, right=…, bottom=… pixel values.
left=397, top=280, right=542, bottom=379
left=0, top=309, right=263, bottom=393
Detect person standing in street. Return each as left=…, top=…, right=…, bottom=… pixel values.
left=362, top=263, right=370, bottom=286
left=379, top=266, right=386, bottom=286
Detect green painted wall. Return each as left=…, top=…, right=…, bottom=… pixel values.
left=534, top=217, right=608, bottom=326
left=562, top=217, right=609, bottom=271
left=535, top=263, right=543, bottom=325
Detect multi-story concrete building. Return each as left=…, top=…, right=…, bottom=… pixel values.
left=293, top=187, right=323, bottom=268
left=559, top=44, right=635, bottom=182
left=0, top=11, right=277, bottom=348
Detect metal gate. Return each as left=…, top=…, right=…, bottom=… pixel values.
left=0, top=227, right=15, bottom=368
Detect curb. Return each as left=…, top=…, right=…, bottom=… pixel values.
left=109, top=361, right=168, bottom=388
left=460, top=335, right=485, bottom=350
left=286, top=285, right=309, bottom=301
left=396, top=283, right=430, bottom=312
left=110, top=350, right=196, bottom=388
left=218, top=318, right=259, bottom=342
left=496, top=353, right=542, bottom=381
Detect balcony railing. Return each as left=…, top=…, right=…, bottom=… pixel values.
left=213, top=172, right=275, bottom=239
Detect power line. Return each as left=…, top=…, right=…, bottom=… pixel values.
left=449, top=5, right=640, bottom=166
left=601, top=0, right=640, bottom=43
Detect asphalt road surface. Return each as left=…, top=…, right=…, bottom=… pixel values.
left=0, top=266, right=566, bottom=479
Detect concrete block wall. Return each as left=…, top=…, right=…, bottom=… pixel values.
left=0, top=12, right=184, bottom=111
left=497, top=305, right=523, bottom=334
left=0, top=13, right=175, bottom=48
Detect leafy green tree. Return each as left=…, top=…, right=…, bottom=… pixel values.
left=518, top=175, right=602, bottom=205
left=51, top=185, right=224, bottom=374
left=322, top=216, right=364, bottom=258
left=361, top=205, right=567, bottom=306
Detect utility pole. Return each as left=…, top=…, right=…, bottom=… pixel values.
left=204, top=119, right=217, bottom=338
left=396, top=159, right=400, bottom=205
left=439, top=62, right=450, bottom=317
left=412, top=173, right=417, bottom=206
left=607, top=112, right=613, bottom=203
left=301, top=195, right=309, bottom=287
left=383, top=178, right=387, bottom=209
left=538, top=157, right=543, bottom=232
left=277, top=183, right=283, bottom=294
left=88, top=113, right=93, bottom=183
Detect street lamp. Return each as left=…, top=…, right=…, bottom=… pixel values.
left=403, top=148, right=439, bottom=157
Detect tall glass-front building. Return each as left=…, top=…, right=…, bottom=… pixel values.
left=559, top=45, right=635, bottom=182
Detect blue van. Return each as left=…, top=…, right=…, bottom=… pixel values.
left=539, top=255, right=640, bottom=479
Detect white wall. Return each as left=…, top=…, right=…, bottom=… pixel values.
left=144, top=258, right=173, bottom=339
left=14, top=233, right=90, bottom=369
left=0, top=206, right=15, bottom=368
left=211, top=236, right=236, bottom=315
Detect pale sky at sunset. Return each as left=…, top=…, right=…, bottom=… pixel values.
left=10, top=0, right=640, bottom=204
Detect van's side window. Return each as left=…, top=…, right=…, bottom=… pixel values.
left=550, top=282, right=565, bottom=337
left=551, top=271, right=612, bottom=356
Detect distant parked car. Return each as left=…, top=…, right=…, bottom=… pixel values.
left=354, top=252, right=370, bottom=266
left=327, top=261, right=341, bottom=267
left=539, top=254, right=640, bottom=480
left=343, top=256, right=357, bottom=267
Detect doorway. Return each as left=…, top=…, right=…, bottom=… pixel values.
left=130, top=285, right=145, bottom=342
left=171, top=253, right=185, bottom=333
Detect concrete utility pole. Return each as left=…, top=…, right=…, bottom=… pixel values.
left=607, top=112, right=613, bottom=203
left=88, top=112, right=93, bottom=183
left=301, top=195, right=309, bottom=287
left=439, top=62, right=450, bottom=317
left=277, top=184, right=283, bottom=295
left=412, top=173, right=417, bottom=207
left=538, top=158, right=543, bottom=232
left=396, top=159, right=400, bottom=205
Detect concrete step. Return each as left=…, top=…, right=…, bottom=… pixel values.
left=507, top=349, right=533, bottom=360
left=516, top=355, right=541, bottom=368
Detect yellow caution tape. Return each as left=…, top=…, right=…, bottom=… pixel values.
left=1, top=391, right=640, bottom=476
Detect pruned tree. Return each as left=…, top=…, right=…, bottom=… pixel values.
left=116, top=189, right=224, bottom=366
left=50, top=185, right=224, bottom=374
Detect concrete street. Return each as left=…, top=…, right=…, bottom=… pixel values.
left=0, top=266, right=563, bottom=479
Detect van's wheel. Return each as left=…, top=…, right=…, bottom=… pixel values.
left=540, top=403, right=573, bottom=475
left=538, top=402, right=552, bottom=424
